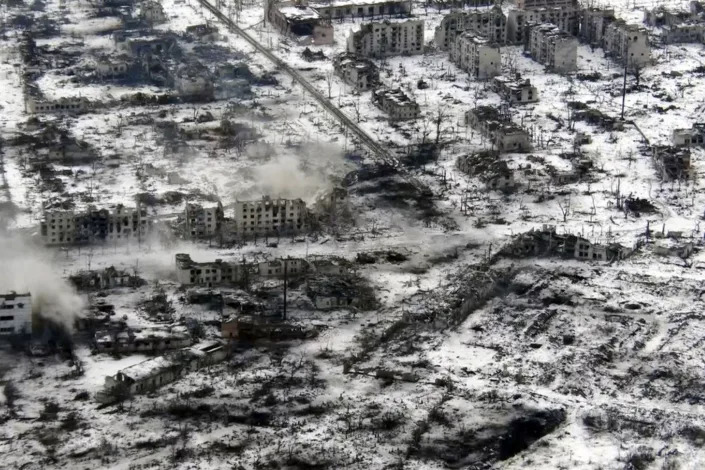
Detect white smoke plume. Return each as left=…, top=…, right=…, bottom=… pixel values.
left=0, top=231, right=86, bottom=332
left=237, top=142, right=353, bottom=203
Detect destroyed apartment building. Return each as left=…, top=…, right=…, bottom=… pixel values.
left=175, top=254, right=308, bottom=288
left=602, top=19, right=651, bottom=68
left=97, top=341, right=226, bottom=401
left=93, top=326, right=192, bottom=354
left=333, top=53, right=380, bottom=91
left=266, top=1, right=334, bottom=45
left=450, top=31, right=500, bottom=79
left=68, top=266, right=145, bottom=291
left=526, top=23, right=578, bottom=73
left=502, top=225, right=629, bottom=262
left=465, top=105, right=531, bottom=152
left=182, top=202, right=227, bottom=240
left=456, top=151, right=515, bottom=191
left=174, top=61, right=214, bottom=100
left=492, top=74, right=539, bottom=104
left=40, top=204, right=152, bottom=246
left=434, top=6, right=507, bottom=50
left=233, top=197, right=308, bottom=236
left=644, top=2, right=705, bottom=44
left=506, top=2, right=580, bottom=45
left=373, top=88, right=420, bottom=121
left=673, top=123, right=705, bottom=147
left=652, top=146, right=692, bottom=180
left=346, top=19, right=424, bottom=58
left=0, top=293, right=32, bottom=337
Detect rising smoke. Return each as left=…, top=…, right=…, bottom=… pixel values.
left=236, top=142, right=353, bottom=203
left=0, top=230, right=85, bottom=332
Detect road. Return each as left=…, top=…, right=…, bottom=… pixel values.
left=194, top=0, right=399, bottom=167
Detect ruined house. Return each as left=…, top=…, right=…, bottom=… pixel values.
left=40, top=204, right=151, bottom=246
left=306, top=274, right=375, bottom=310
left=580, top=8, right=615, bottom=46
left=175, top=254, right=248, bottom=288
left=93, top=326, right=192, bottom=354
left=456, top=151, right=515, bottom=191
left=526, top=23, right=578, bottom=73
left=92, top=54, right=132, bottom=78
left=372, top=88, right=420, bottom=121
left=347, top=19, right=424, bottom=58
left=464, top=105, right=531, bottom=152
left=333, top=53, right=380, bottom=91
left=492, top=74, right=539, bottom=104
left=221, top=315, right=317, bottom=341
left=139, top=0, right=167, bottom=24
left=450, top=32, right=501, bottom=79
left=69, top=266, right=145, bottom=291
left=97, top=341, right=226, bottom=401
left=266, top=1, right=334, bottom=45
left=182, top=202, right=226, bottom=240
left=644, top=2, right=705, bottom=43
left=185, top=23, right=219, bottom=41
left=652, top=146, right=691, bottom=180
left=672, top=124, right=705, bottom=147
left=0, top=292, right=32, bottom=337
left=174, top=62, right=214, bottom=100
left=434, top=6, right=507, bottom=50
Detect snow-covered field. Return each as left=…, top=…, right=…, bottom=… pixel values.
left=2, top=0, right=705, bottom=468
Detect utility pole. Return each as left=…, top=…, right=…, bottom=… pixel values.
left=621, top=54, right=628, bottom=120
left=282, top=258, right=288, bottom=321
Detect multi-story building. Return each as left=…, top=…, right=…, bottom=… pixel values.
left=372, top=88, right=420, bottom=121
left=450, top=32, right=501, bottom=79
left=506, top=6, right=580, bottom=44
left=26, top=96, right=89, bottom=114
left=527, top=23, right=578, bottom=73
left=652, top=146, right=691, bottom=179
left=183, top=203, right=224, bottom=239
left=516, top=0, right=576, bottom=9
left=434, top=6, right=506, bottom=50
left=40, top=204, right=151, bottom=246
left=492, top=75, right=539, bottom=104
left=0, top=293, right=32, bottom=337
left=603, top=20, right=651, bottom=68
left=580, top=8, right=616, bottom=46
left=175, top=254, right=246, bottom=287
left=258, top=258, right=307, bottom=278
left=347, top=19, right=424, bottom=58
left=333, top=53, right=380, bottom=91
left=464, top=105, right=531, bottom=152
left=233, top=197, right=307, bottom=236
left=309, top=0, right=412, bottom=20
left=266, top=1, right=334, bottom=45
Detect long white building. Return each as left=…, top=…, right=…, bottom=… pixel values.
left=233, top=197, right=307, bottom=236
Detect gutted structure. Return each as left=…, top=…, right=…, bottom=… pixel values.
left=40, top=204, right=151, bottom=246
left=69, top=267, right=145, bottom=291
left=333, top=53, right=380, bottom=91
left=644, top=2, right=705, bottom=43
left=502, top=225, right=628, bottom=261
left=372, top=88, right=420, bottom=121
left=506, top=5, right=580, bottom=44
left=492, top=74, right=539, bottom=104
left=673, top=124, right=705, bottom=146
left=26, top=96, right=89, bottom=114
left=526, top=23, right=578, bottom=73
left=183, top=203, right=225, bottom=240
left=603, top=20, right=651, bottom=68
left=434, top=6, right=507, bottom=50
left=174, top=62, right=214, bottom=99
left=580, top=8, right=616, bottom=46
left=175, top=254, right=247, bottom=287
left=450, top=32, right=501, bottom=79
left=267, top=2, right=334, bottom=45
left=456, top=152, right=515, bottom=191
left=0, top=293, right=32, bottom=337
left=233, top=197, right=308, bottom=236
left=652, top=146, right=691, bottom=179
left=93, top=327, right=192, bottom=354
left=309, top=0, right=412, bottom=20
left=465, top=105, right=531, bottom=152
left=347, top=19, right=424, bottom=58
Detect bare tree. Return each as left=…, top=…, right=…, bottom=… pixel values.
left=557, top=196, right=571, bottom=223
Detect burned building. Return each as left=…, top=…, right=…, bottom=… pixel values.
left=450, top=32, right=501, bottom=79
left=175, top=254, right=248, bottom=288
left=456, top=152, right=515, bottom=191
left=652, top=146, right=691, bottom=180
left=98, top=341, right=226, bottom=401
left=492, top=74, right=539, bottom=104
left=580, top=8, right=616, bottom=46
left=434, top=6, right=507, bottom=50
left=372, top=88, right=420, bottom=121
left=221, top=315, right=317, bottom=341
left=267, top=1, right=334, bottom=45
left=0, top=293, right=32, bottom=337
left=464, top=105, right=531, bottom=152
left=40, top=204, right=151, bottom=246
left=333, top=53, right=379, bottom=91
left=69, top=267, right=145, bottom=291
left=174, top=62, right=214, bottom=100
left=182, top=202, right=226, bottom=240
left=603, top=20, right=651, bottom=68
left=93, top=326, right=192, bottom=354
left=506, top=5, right=580, bottom=44
left=306, top=274, right=374, bottom=310
left=644, top=2, right=705, bottom=43
left=233, top=197, right=308, bottom=236
left=526, top=23, right=578, bottom=73
left=347, top=19, right=424, bottom=58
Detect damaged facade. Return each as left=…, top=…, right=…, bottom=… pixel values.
left=465, top=105, right=531, bottom=152
left=456, top=151, right=515, bottom=191
left=506, top=5, right=580, bottom=44
left=603, top=20, right=651, bottom=68
left=182, top=202, right=225, bottom=240
left=93, top=326, right=192, bottom=354
left=333, top=53, right=380, bottom=91
left=526, top=23, right=578, bottom=73
left=652, top=146, right=691, bottom=180
left=372, top=88, right=420, bottom=121
left=267, top=2, right=334, bottom=45
left=347, top=19, right=424, bottom=57
left=434, top=6, right=507, bottom=50
left=644, top=2, right=705, bottom=43
left=0, top=293, right=32, bottom=337
left=69, top=267, right=145, bottom=291
left=40, top=204, right=151, bottom=246
left=233, top=197, right=308, bottom=236
left=672, top=123, right=705, bottom=147
left=450, top=32, right=501, bottom=79
left=492, top=74, right=539, bottom=104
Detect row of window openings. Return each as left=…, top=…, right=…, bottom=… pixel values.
left=1, top=304, right=24, bottom=309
